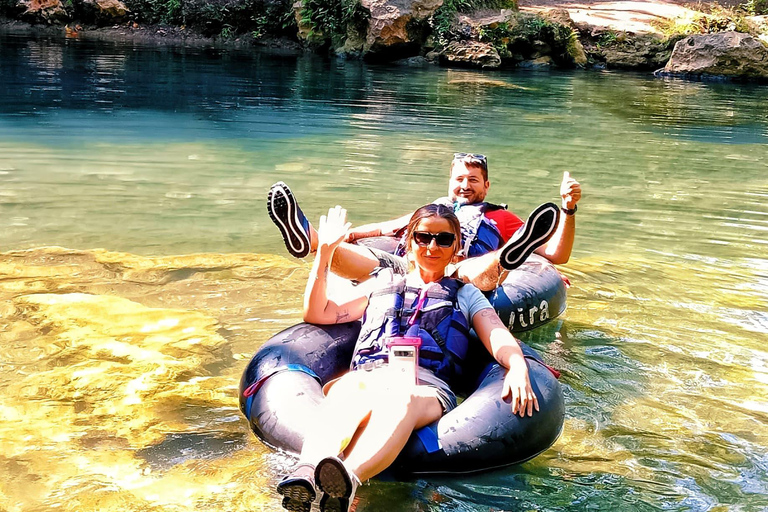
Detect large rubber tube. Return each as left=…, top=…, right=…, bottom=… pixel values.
left=239, top=322, right=564, bottom=476
left=239, top=258, right=567, bottom=475
left=490, top=254, right=567, bottom=333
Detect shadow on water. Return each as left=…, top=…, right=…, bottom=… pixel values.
left=136, top=431, right=250, bottom=472
left=572, top=72, right=768, bottom=145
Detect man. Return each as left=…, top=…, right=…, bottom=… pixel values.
left=267, top=153, right=581, bottom=291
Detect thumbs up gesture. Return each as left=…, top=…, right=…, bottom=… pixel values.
left=560, top=171, right=581, bottom=210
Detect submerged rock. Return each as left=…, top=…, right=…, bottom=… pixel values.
left=518, top=55, right=553, bottom=68
left=659, top=31, right=768, bottom=80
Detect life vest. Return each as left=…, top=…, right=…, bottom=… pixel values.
left=395, top=201, right=505, bottom=258
left=453, top=202, right=506, bottom=258
left=351, top=271, right=473, bottom=385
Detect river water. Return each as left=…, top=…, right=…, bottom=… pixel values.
left=1, top=32, right=767, bottom=511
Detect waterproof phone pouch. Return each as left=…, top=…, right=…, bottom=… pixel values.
left=386, top=336, right=421, bottom=385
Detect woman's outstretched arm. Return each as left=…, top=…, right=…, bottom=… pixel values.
left=472, top=307, right=540, bottom=417
left=303, top=206, right=369, bottom=325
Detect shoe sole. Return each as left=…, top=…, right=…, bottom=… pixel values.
left=267, top=182, right=311, bottom=258
left=499, top=202, right=559, bottom=271
left=277, top=479, right=315, bottom=512
left=316, top=458, right=354, bottom=512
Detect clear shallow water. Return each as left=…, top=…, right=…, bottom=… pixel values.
left=1, top=32, right=767, bottom=512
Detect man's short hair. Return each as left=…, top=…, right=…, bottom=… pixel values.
left=451, top=153, right=489, bottom=181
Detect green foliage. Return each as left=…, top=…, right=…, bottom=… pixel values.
left=0, top=0, right=20, bottom=16
left=122, top=0, right=184, bottom=24
left=120, top=0, right=295, bottom=39
left=597, top=30, right=620, bottom=47
left=476, top=13, right=577, bottom=62
left=742, top=0, right=768, bottom=15
left=164, top=0, right=181, bottom=22
left=300, top=0, right=369, bottom=46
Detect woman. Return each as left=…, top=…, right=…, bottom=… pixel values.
left=277, top=204, right=539, bottom=512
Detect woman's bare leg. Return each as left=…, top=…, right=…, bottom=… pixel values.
left=342, top=385, right=443, bottom=481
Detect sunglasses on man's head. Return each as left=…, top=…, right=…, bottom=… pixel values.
left=413, top=231, right=457, bottom=248
left=453, top=152, right=487, bottom=164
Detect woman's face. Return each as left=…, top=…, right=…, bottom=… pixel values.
left=409, top=216, right=458, bottom=274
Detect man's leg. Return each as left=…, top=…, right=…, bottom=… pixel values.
left=452, top=252, right=507, bottom=292
left=267, top=181, right=405, bottom=281
left=330, top=244, right=380, bottom=281
left=453, top=202, right=560, bottom=292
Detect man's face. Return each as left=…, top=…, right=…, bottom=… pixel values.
left=448, top=162, right=490, bottom=204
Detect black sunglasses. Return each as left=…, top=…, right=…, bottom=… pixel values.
left=413, top=231, right=456, bottom=248
left=453, top=152, right=487, bottom=164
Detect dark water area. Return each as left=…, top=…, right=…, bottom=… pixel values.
left=1, top=32, right=768, bottom=512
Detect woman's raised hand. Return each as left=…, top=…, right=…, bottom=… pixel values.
left=317, top=205, right=352, bottom=253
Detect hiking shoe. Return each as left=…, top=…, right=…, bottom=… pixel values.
left=277, top=463, right=316, bottom=512
left=499, top=202, right=559, bottom=270
left=267, top=181, right=312, bottom=258
left=315, top=456, right=358, bottom=512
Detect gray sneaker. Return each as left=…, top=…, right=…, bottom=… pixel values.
left=315, top=456, right=358, bottom=512
left=499, top=202, right=559, bottom=270
left=277, top=463, right=316, bottom=512
left=267, top=181, right=312, bottom=258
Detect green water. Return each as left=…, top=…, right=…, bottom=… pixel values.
left=1, top=33, right=767, bottom=511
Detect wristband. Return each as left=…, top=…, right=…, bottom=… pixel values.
left=561, top=205, right=577, bottom=216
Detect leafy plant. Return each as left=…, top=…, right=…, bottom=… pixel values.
left=163, top=0, right=181, bottom=23
left=476, top=13, right=577, bottom=63
left=597, top=30, right=620, bottom=47
left=299, top=0, right=369, bottom=46
left=122, top=0, right=184, bottom=24
left=742, top=0, right=768, bottom=15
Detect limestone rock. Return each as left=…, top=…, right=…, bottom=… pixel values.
left=662, top=31, right=768, bottom=79
left=539, top=9, right=587, bottom=66
left=360, top=0, right=444, bottom=51
left=80, top=0, right=130, bottom=23
left=19, top=0, right=69, bottom=23
left=586, top=33, right=672, bottom=70
left=441, top=40, right=501, bottom=69
left=540, top=8, right=576, bottom=30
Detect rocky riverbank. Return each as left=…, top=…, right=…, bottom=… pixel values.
left=2, top=0, right=768, bottom=80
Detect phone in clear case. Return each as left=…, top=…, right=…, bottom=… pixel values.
left=385, top=336, right=421, bottom=384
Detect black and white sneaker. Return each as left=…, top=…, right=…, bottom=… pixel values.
left=315, top=456, right=359, bottom=512
left=267, top=181, right=312, bottom=258
left=499, top=202, right=559, bottom=271
left=277, top=463, right=316, bottom=512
